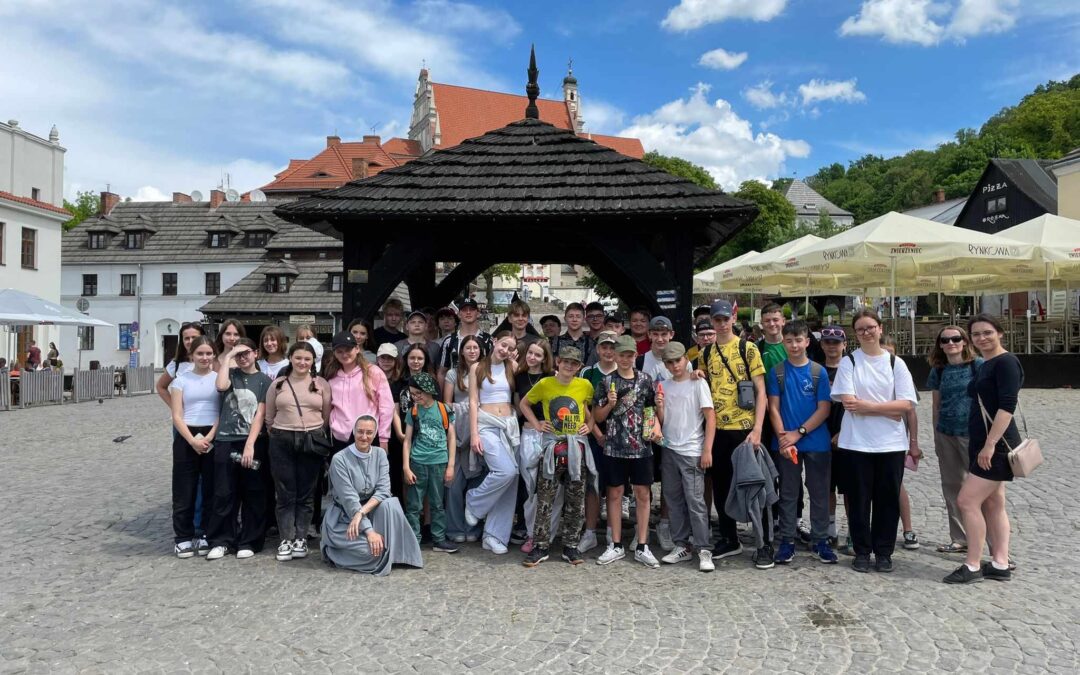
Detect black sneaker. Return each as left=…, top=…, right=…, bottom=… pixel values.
left=561, top=546, right=584, bottom=566
left=523, top=546, right=549, bottom=567
left=943, top=564, right=983, bottom=584
left=875, top=555, right=894, bottom=573
left=753, top=544, right=775, bottom=569
left=980, top=561, right=1012, bottom=582
left=509, top=528, right=527, bottom=546
left=432, top=540, right=459, bottom=554
left=852, top=555, right=871, bottom=573
left=712, top=539, right=743, bottom=560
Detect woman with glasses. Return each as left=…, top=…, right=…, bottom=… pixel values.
left=926, top=326, right=982, bottom=554
left=830, top=309, right=918, bottom=574
left=944, top=314, right=1023, bottom=584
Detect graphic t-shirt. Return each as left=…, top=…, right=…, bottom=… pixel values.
left=701, top=339, right=766, bottom=431
left=525, top=376, right=594, bottom=436
left=765, top=361, right=832, bottom=453
left=593, top=371, right=656, bottom=459
left=659, top=378, right=713, bottom=457
left=406, top=401, right=454, bottom=465
left=758, top=340, right=787, bottom=373
left=218, top=368, right=272, bottom=442
left=926, top=359, right=983, bottom=437
left=639, top=350, right=670, bottom=383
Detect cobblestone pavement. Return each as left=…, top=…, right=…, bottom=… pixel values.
left=1, top=391, right=1078, bottom=674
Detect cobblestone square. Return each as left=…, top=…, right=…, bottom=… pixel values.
left=1, top=391, right=1078, bottom=674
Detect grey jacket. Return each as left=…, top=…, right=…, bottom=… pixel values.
left=540, top=432, right=597, bottom=493
left=724, top=440, right=778, bottom=549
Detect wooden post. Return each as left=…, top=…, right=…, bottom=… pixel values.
left=664, top=226, right=695, bottom=343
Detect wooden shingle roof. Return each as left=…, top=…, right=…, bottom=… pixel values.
left=200, top=260, right=343, bottom=315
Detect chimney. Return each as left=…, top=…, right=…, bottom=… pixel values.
left=172, top=192, right=192, bottom=204
left=99, top=191, right=120, bottom=215
left=326, top=135, right=341, bottom=148
left=352, top=158, right=369, bottom=180
left=933, top=188, right=945, bottom=204
left=362, top=135, right=380, bottom=145
left=209, top=189, right=225, bottom=209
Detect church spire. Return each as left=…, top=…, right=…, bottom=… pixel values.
left=525, top=45, right=540, bottom=120
left=563, top=57, right=583, bottom=133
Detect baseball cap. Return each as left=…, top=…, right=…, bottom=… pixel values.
left=376, top=343, right=399, bottom=358
left=820, top=326, right=847, bottom=342
left=459, top=298, right=479, bottom=310
left=331, top=330, right=357, bottom=350
left=435, top=306, right=457, bottom=319
left=661, top=342, right=686, bottom=361
left=406, top=309, right=427, bottom=322
left=596, top=330, right=618, bottom=345
left=614, top=335, right=637, bottom=353
left=693, top=304, right=712, bottom=318
left=558, top=346, right=583, bottom=363
left=710, top=300, right=734, bottom=318
left=694, top=318, right=714, bottom=333
left=649, top=316, right=673, bottom=331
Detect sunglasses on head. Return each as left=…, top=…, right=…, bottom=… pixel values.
left=939, top=336, right=965, bottom=344
left=821, top=328, right=845, bottom=339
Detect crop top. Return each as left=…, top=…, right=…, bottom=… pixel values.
left=478, top=362, right=513, bottom=404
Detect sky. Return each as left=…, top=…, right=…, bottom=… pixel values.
left=2, top=0, right=1077, bottom=201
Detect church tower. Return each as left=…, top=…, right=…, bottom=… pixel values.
left=563, top=60, right=583, bottom=133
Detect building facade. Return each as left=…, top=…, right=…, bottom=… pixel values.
left=782, top=179, right=854, bottom=228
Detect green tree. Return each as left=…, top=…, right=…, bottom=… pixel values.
left=480, top=264, right=521, bottom=310
left=62, top=191, right=100, bottom=231
left=770, top=177, right=793, bottom=194
left=704, top=179, right=796, bottom=268
left=641, top=151, right=717, bottom=189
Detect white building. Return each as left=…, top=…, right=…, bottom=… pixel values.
left=0, top=119, right=69, bottom=367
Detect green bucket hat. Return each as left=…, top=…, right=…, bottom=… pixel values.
left=409, top=372, right=439, bottom=396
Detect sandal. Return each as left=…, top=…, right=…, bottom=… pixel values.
left=936, top=542, right=967, bottom=553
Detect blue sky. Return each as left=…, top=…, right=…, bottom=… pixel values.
left=2, top=0, right=1077, bottom=200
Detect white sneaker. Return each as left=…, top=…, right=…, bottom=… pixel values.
left=464, top=505, right=480, bottom=527
left=276, top=540, right=293, bottom=561
left=481, top=535, right=508, bottom=555
left=174, top=541, right=195, bottom=558
left=657, top=520, right=675, bottom=552
left=596, top=542, right=626, bottom=565
left=621, top=496, right=631, bottom=520
left=236, top=548, right=255, bottom=560
left=661, top=545, right=692, bottom=564
left=635, top=544, right=661, bottom=569
left=195, top=537, right=209, bottom=556
left=577, top=529, right=599, bottom=554
left=206, top=545, right=228, bottom=561
left=291, top=538, right=308, bottom=558
left=698, top=549, right=715, bottom=572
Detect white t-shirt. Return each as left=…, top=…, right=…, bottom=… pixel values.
left=831, top=350, right=917, bottom=453
left=168, top=370, right=221, bottom=426
left=640, top=351, right=669, bottom=383
left=660, top=378, right=714, bottom=456
left=165, top=361, right=194, bottom=378
left=258, top=358, right=288, bottom=379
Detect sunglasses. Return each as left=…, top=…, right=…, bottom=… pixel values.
left=939, top=336, right=965, bottom=345
left=821, top=328, right=845, bottom=339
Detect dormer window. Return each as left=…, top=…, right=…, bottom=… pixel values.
left=329, top=273, right=343, bottom=292
left=266, top=275, right=291, bottom=293
left=247, top=232, right=269, bottom=247
left=210, top=233, right=229, bottom=248
left=88, top=233, right=108, bottom=249
left=125, top=232, right=145, bottom=249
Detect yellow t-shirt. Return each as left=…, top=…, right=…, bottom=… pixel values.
left=702, top=338, right=765, bottom=431
left=525, top=376, right=595, bottom=435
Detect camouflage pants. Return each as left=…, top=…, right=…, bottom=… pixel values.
left=534, top=454, right=586, bottom=549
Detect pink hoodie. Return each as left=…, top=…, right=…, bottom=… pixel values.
left=328, top=363, right=394, bottom=445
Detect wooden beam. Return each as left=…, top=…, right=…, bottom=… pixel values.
left=664, top=226, right=696, bottom=342
left=431, top=259, right=490, bottom=308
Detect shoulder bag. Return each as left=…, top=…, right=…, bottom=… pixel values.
left=285, top=378, right=333, bottom=457
left=978, top=394, right=1042, bottom=477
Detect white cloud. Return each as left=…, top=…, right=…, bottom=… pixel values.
left=948, top=0, right=1018, bottom=39
left=133, top=186, right=171, bottom=202
left=743, top=81, right=788, bottom=109
left=797, top=79, right=867, bottom=105
left=839, top=0, right=1042, bottom=45
left=839, top=0, right=947, bottom=46
left=581, top=100, right=627, bottom=135
left=662, top=0, right=787, bottom=31
left=699, top=48, right=749, bottom=71
left=619, top=83, right=810, bottom=190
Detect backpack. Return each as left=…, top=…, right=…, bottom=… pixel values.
left=774, top=360, right=824, bottom=397
left=410, top=401, right=450, bottom=438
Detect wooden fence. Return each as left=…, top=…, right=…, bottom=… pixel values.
left=0, top=371, right=10, bottom=411
left=19, top=369, right=65, bottom=408
left=124, top=365, right=156, bottom=397
left=72, top=366, right=117, bottom=403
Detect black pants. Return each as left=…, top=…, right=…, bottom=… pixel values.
left=845, top=450, right=905, bottom=557
left=207, top=438, right=269, bottom=552
left=313, top=436, right=352, bottom=529
left=172, top=425, right=215, bottom=543
left=710, top=429, right=750, bottom=544
left=268, top=430, right=325, bottom=541
left=387, top=434, right=405, bottom=500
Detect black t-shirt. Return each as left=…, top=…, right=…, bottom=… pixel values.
left=824, top=364, right=844, bottom=438
left=373, top=326, right=406, bottom=348
left=967, top=352, right=1023, bottom=450
left=514, top=371, right=545, bottom=423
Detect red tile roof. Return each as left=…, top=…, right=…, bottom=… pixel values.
left=0, top=191, right=71, bottom=217
left=382, top=137, right=423, bottom=160
left=262, top=141, right=401, bottom=193
left=576, top=133, right=645, bottom=159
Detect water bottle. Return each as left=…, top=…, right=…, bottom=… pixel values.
left=230, top=452, right=260, bottom=470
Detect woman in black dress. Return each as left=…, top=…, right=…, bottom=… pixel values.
left=944, top=314, right=1023, bottom=585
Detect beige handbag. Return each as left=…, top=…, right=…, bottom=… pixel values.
left=978, top=395, right=1042, bottom=478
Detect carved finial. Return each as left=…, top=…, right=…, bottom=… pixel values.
left=525, top=45, right=540, bottom=119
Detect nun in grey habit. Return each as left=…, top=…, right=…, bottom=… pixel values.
left=321, top=415, right=423, bottom=575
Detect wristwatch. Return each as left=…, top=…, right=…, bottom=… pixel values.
left=798, top=425, right=808, bottom=436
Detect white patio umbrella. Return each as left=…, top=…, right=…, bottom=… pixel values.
left=0, top=288, right=113, bottom=327
left=781, top=212, right=1036, bottom=317
left=694, top=250, right=760, bottom=294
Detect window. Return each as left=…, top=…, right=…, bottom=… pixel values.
left=329, top=273, right=343, bottom=292
left=209, top=233, right=229, bottom=248
left=78, top=326, right=95, bottom=351
left=560, top=264, right=577, bottom=275
left=120, top=274, right=136, bottom=296
left=21, top=227, right=36, bottom=269
left=247, top=232, right=269, bottom=247
left=205, top=272, right=220, bottom=296
left=88, top=233, right=108, bottom=249
left=266, top=275, right=290, bottom=293
left=125, top=232, right=144, bottom=249
left=82, top=274, right=98, bottom=296
left=986, top=196, right=1007, bottom=215
left=118, top=324, right=134, bottom=350
left=162, top=272, right=178, bottom=296
left=31, top=187, right=41, bottom=201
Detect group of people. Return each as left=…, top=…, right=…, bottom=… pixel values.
left=2, top=340, right=62, bottom=372
left=159, top=296, right=1025, bottom=584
